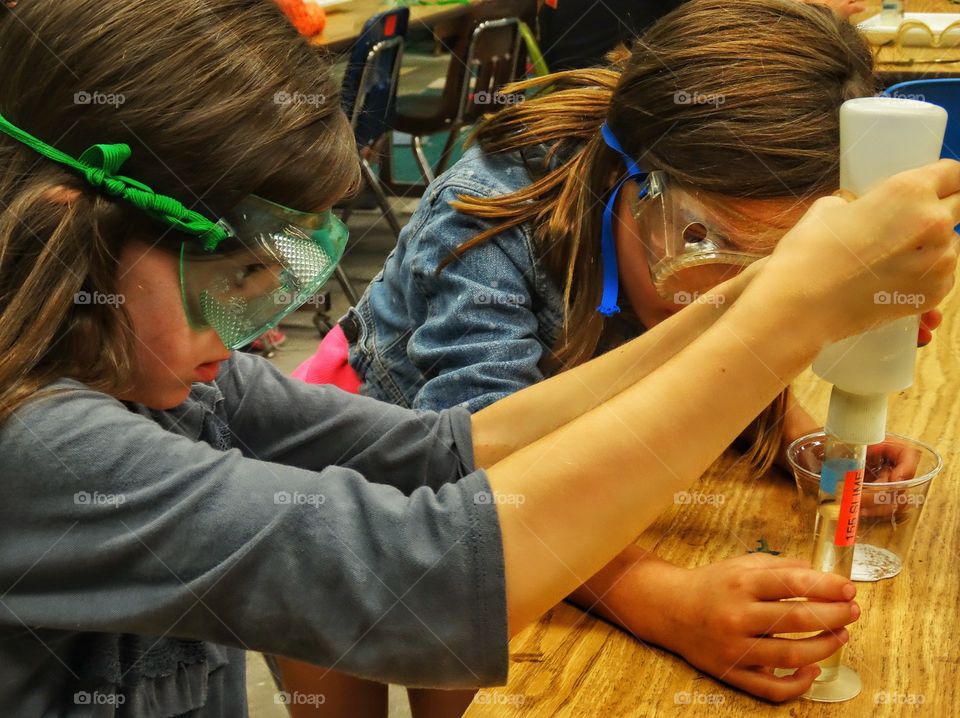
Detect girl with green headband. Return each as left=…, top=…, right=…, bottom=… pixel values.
left=0, top=2, right=956, bottom=717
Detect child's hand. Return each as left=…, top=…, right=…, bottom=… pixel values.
left=753, top=160, right=959, bottom=345
left=919, top=309, right=942, bottom=347
left=865, top=438, right=921, bottom=484
left=661, top=553, right=859, bottom=702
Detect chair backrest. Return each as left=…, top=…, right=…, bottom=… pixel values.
left=437, top=0, right=537, bottom=126
left=340, top=7, right=409, bottom=148
left=883, top=79, right=960, bottom=160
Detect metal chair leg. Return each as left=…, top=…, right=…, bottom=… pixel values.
left=411, top=135, right=436, bottom=185
left=360, top=158, right=402, bottom=239
left=311, top=291, right=335, bottom=337
left=335, top=264, right=361, bottom=306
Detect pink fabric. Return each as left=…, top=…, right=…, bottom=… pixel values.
left=291, top=324, right=363, bottom=394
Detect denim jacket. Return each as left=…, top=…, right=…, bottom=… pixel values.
left=347, top=143, right=569, bottom=412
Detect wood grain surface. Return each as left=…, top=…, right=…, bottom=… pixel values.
left=465, top=293, right=960, bottom=715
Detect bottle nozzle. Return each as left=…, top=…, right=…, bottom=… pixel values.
left=823, top=388, right=887, bottom=446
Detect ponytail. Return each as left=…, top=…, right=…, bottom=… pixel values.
left=446, top=67, right=627, bottom=371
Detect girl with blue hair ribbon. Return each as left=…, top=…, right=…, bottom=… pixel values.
left=290, top=0, right=943, bottom=708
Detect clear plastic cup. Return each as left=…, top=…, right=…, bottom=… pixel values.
left=786, top=431, right=942, bottom=582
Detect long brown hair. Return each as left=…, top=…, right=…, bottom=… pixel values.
left=0, top=0, right=359, bottom=424
left=449, top=0, right=875, bottom=475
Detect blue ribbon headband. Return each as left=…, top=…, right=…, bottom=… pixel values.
left=598, top=122, right=648, bottom=316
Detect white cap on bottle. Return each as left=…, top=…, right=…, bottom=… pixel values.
left=823, top=387, right=888, bottom=446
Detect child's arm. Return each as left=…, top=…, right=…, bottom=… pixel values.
left=485, top=279, right=827, bottom=630
left=568, top=547, right=857, bottom=698
left=471, top=259, right=761, bottom=468
left=217, top=351, right=481, bottom=494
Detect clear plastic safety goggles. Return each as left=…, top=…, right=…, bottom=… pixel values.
left=180, top=195, right=348, bottom=349
left=632, top=171, right=767, bottom=301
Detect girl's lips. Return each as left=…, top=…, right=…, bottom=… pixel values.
left=194, top=361, right=222, bottom=383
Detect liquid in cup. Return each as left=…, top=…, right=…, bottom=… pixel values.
left=787, top=432, right=941, bottom=581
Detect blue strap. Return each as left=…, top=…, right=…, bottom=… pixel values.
left=598, top=122, right=647, bottom=317
left=600, top=122, right=643, bottom=177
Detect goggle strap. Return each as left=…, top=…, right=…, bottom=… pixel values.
left=598, top=122, right=647, bottom=317
left=598, top=176, right=628, bottom=316
left=601, top=122, right=644, bottom=177
left=0, top=113, right=228, bottom=249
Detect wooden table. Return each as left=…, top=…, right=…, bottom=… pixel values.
left=310, top=0, right=471, bottom=52
left=855, top=0, right=960, bottom=82
left=466, top=300, right=960, bottom=714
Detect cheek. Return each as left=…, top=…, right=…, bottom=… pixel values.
left=119, top=251, right=192, bottom=357
left=614, top=206, right=677, bottom=327
left=115, top=242, right=223, bottom=406
left=617, top=235, right=663, bottom=304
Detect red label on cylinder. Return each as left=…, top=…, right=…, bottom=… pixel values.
left=834, top=469, right=864, bottom=547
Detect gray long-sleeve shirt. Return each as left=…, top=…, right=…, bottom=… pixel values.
left=0, top=351, right=508, bottom=716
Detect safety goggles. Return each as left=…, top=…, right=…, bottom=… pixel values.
left=180, top=195, right=348, bottom=349
left=632, top=171, right=766, bottom=302
left=0, top=113, right=348, bottom=350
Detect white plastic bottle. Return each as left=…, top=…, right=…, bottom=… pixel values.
left=812, top=96, right=947, bottom=445
left=881, top=0, right=904, bottom=23
left=803, top=96, right=946, bottom=704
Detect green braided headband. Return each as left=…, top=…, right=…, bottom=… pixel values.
left=0, top=113, right=228, bottom=250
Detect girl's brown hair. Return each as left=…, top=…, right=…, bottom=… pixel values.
left=449, top=0, right=875, bottom=476
left=0, top=0, right=359, bottom=423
